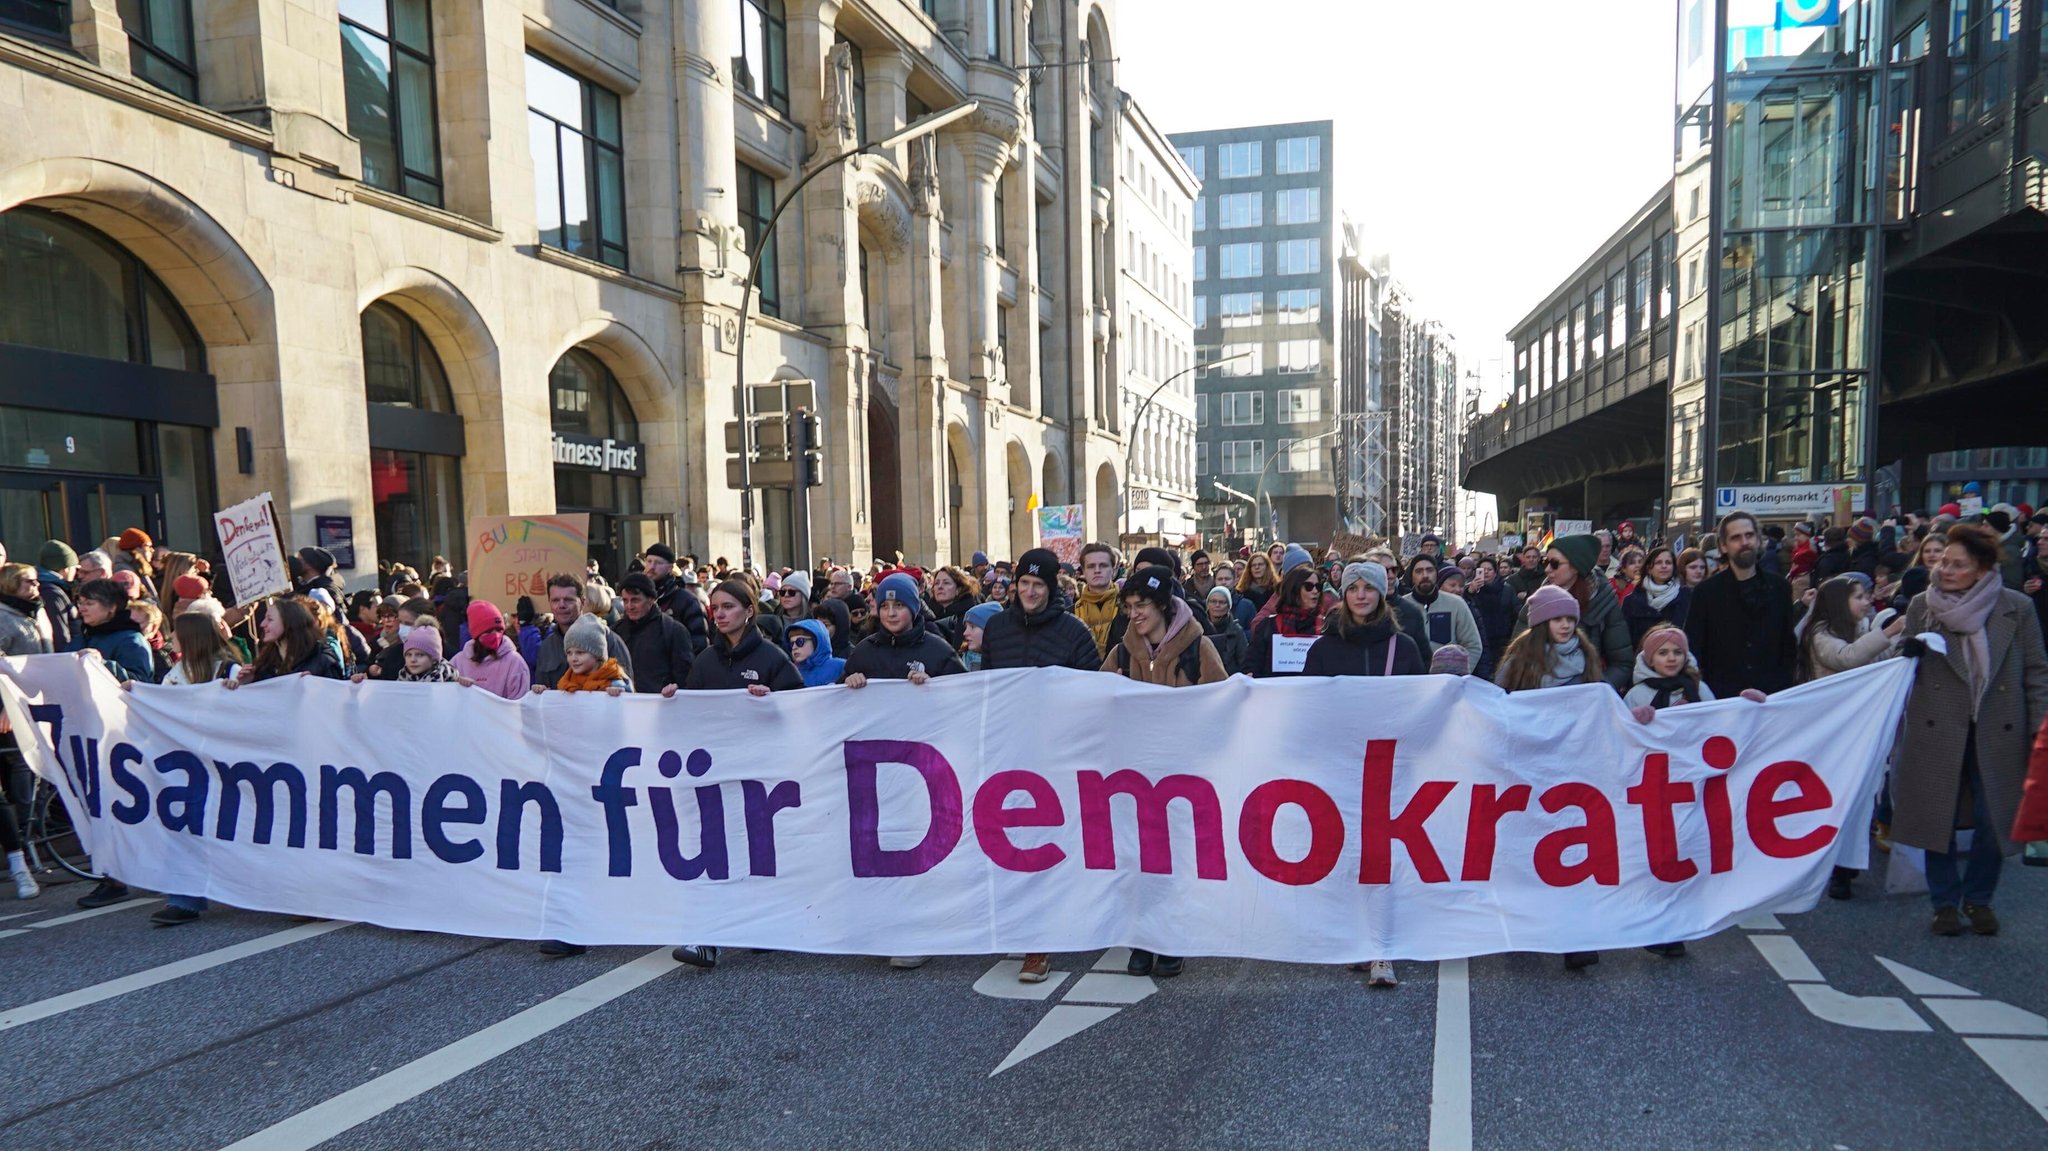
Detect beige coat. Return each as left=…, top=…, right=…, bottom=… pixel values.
left=1101, top=610, right=1226, bottom=687
left=1892, top=587, right=2048, bottom=854
left=1805, top=622, right=1897, bottom=678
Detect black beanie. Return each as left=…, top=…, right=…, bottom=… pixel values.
left=1123, top=565, right=1176, bottom=613
left=1017, top=548, right=1060, bottom=586
left=1133, top=546, right=1180, bottom=577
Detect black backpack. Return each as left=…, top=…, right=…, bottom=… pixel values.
left=1116, top=638, right=1206, bottom=685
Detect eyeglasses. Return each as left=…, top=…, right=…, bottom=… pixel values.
left=778, top=589, right=801, bottom=597
left=1543, top=559, right=1566, bottom=570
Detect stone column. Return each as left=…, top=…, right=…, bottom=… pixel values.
left=68, top=0, right=131, bottom=75
left=895, top=135, right=953, bottom=565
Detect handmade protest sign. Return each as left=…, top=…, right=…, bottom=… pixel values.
left=466, top=514, right=589, bottom=610
left=1037, top=504, right=1086, bottom=566
left=0, top=656, right=1913, bottom=961
left=211, top=493, right=290, bottom=605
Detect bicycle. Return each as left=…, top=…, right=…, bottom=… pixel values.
left=23, top=774, right=99, bottom=881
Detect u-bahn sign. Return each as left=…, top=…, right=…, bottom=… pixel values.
left=1716, top=484, right=1864, bottom=518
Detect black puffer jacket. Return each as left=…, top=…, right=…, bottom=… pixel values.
left=982, top=594, right=1101, bottom=671
left=652, top=575, right=711, bottom=653
left=1466, top=580, right=1520, bottom=648
left=812, top=596, right=854, bottom=658
left=1201, top=611, right=1249, bottom=676
left=611, top=608, right=696, bottom=693
left=843, top=624, right=967, bottom=681
left=684, top=626, right=803, bottom=692
left=1302, top=611, right=1425, bottom=678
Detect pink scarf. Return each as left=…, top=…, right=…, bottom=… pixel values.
left=1925, top=571, right=2001, bottom=706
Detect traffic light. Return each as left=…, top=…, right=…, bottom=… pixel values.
left=796, top=408, right=825, bottom=488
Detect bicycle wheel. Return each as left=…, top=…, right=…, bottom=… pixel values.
left=27, top=778, right=102, bottom=881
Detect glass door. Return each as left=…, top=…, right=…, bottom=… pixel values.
left=0, top=474, right=68, bottom=563
left=70, top=479, right=163, bottom=555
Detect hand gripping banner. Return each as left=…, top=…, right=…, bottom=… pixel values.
left=0, top=654, right=1915, bottom=961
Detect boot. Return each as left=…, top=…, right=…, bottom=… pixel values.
left=1564, top=951, right=1600, bottom=970
left=1126, top=948, right=1155, bottom=976
left=1152, top=954, right=1184, bottom=978
left=75, top=878, right=131, bottom=909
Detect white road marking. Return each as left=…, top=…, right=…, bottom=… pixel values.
left=1064, top=972, right=1157, bottom=1005
left=0, top=910, right=51, bottom=924
left=1092, top=947, right=1133, bottom=971
left=1875, top=956, right=1979, bottom=998
left=990, top=1005, right=1120, bottom=1077
left=1748, top=935, right=1825, bottom=983
left=1786, top=984, right=1931, bottom=1032
left=0, top=897, right=160, bottom=939
left=1429, top=958, right=1472, bottom=1151
left=1736, top=913, right=1784, bottom=930
left=1922, top=999, right=2048, bottom=1038
left=1963, top=1039, right=2048, bottom=1122
left=0, top=920, right=352, bottom=1032
left=972, top=960, right=1069, bottom=1001
left=219, top=947, right=677, bottom=1151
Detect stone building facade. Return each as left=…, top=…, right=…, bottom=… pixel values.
left=0, top=0, right=1148, bottom=585
left=1112, top=91, right=1196, bottom=542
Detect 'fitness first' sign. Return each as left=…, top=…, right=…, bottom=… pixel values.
left=552, top=433, right=645, bottom=476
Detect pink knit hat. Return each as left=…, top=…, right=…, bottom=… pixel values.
left=1639, top=624, right=1688, bottom=658
left=466, top=599, right=505, bottom=637
left=1524, top=584, right=1579, bottom=628
left=403, top=624, right=443, bottom=659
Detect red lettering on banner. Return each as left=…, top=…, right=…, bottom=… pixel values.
left=1746, top=760, right=1836, bottom=858
left=1534, top=783, right=1620, bottom=887
left=1459, top=784, right=1531, bottom=881
left=1238, top=779, right=1344, bottom=886
left=973, top=770, right=1067, bottom=873
left=1702, top=736, right=1737, bottom=873
left=1358, top=740, right=1454, bottom=884
left=1626, top=753, right=1698, bottom=882
left=1077, top=770, right=1227, bottom=879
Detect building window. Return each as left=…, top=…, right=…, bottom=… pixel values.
left=1277, top=340, right=1320, bottom=374
left=737, top=161, right=779, bottom=317
left=1221, top=440, right=1264, bottom=474
left=1217, top=192, right=1262, bottom=230
left=1218, top=242, right=1262, bottom=279
left=1656, top=233, right=1674, bottom=319
left=1220, top=292, right=1262, bottom=327
left=120, top=0, right=198, bottom=100
left=1221, top=391, right=1263, bottom=425
left=1217, top=141, right=1260, bottom=179
left=1274, top=239, right=1319, bottom=275
left=528, top=53, right=628, bottom=270
left=1587, top=289, right=1605, bottom=361
left=1274, top=187, right=1320, bottom=225
left=1277, top=387, right=1321, bottom=423
left=1193, top=247, right=1207, bottom=281
left=1195, top=393, right=1209, bottom=427
left=0, top=206, right=204, bottom=371
left=984, top=0, right=1009, bottom=61
left=1177, top=145, right=1205, bottom=179
left=341, top=0, right=443, bottom=207
left=1218, top=345, right=1262, bottom=376
left=1608, top=270, right=1627, bottom=345
left=1277, top=437, right=1321, bottom=473
left=1274, top=136, right=1320, bottom=174
left=1631, top=249, right=1652, bottom=329
left=1195, top=441, right=1209, bottom=474
left=0, top=0, right=68, bottom=41
left=1193, top=198, right=1206, bottom=232
left=1274, top=288, right=1320, bottom=324
left=1192, top=296, right=1208, bottom=328
left=993, top=169, right=1008, bottom=259
left=734, top=0, right=789, bottom=115
left=363, top=301, right=463, bottom=570
left=837, top=34, right=868, bottom=144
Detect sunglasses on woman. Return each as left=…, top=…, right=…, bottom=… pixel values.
left=1543, top=558, right=1566, bottom=570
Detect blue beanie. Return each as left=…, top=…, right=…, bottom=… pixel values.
left=1281, top=543, right=1314, bottom=574
left=874, top=573, right=923, bottom=618
left=970, top=551, right=989, bottom=567
left=965, top=601, right=1002, bottom=630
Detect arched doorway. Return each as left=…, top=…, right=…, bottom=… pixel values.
left=1041, top=449, right=1068, bottom=510
left=548, top=348, right=644, bottom=579
left=363, top=301, right=465, bottom=572
left=1007, top=441, right=1034, bottom=557
left=867, top=393, right=902, bottom=564
left=1094, top=462, right=1118, bottom=546
left=0, top=206, right=219, bottom=565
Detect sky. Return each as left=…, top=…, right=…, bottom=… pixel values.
left=1116, top=0, right=1679, bottom=404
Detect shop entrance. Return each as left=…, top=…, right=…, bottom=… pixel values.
left=0, top=473, right=163, bottom=559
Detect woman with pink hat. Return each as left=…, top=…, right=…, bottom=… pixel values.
left=452, top=599, right=532, bottom=698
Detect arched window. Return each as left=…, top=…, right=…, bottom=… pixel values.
left=549, top=348, right=642, bottom=577
left=363, top=301, right=463, bottom=571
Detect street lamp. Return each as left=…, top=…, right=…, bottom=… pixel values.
left=1253, top=426, right=1344, bottom=543
left=733, top=100, right=981, bottom=572
left=1120, top=349, right=1251, bottom=537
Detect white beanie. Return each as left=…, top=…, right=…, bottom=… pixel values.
left=564, top=613, right=609, bottom=659
left=1340, top=562, right=1388, bottom=597
left=782, top=570, right=812, bottom=599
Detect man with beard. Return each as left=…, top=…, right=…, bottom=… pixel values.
left=1684, top=510, right=1799, bottom=699
left=1402, top=557, right=1483, bottom=671
left=643, top=543, right=709, bottom=652
left=1186, top=550, right=1215, bottom=599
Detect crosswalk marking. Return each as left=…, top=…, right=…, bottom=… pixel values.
left=0, top=919, right=352, bottom=1032
left=218, top=948, right=678, bottom=1151
left=0, top=897, right=159, bottom=940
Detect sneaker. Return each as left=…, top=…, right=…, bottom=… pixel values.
left=10, top=868, right=38, bottom=900
left=75, top=879, right=132, bottom=909
left=537, top=940, right=587, bottom=957
left=1018, top=953, right=1051, bottom=983
left=149, top=905, right=201, bottom=928
left=1962, top=904, right=2000, bottom=936
left=1366, top=960, right=1398, bottom=988
left=1643, top=942, right=1687, bottom=958
left=1126, top=948, right=1155, bottom=976
left=1827, top=867, right=1854, bottom=901
left=1932, top=906, right=1963, bottom=936
left=1564, top=951, right=1600, bottom=970
left=888, top=956, right=930, bottom=969
left=672, top=944, right=719, bottom=969
left=1153, top=954, right=1184, bottom=978
left=2024, top=842, right=2047, bottom=867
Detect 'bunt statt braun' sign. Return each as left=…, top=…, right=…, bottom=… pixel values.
left=552, top=433, right=646, bottom=476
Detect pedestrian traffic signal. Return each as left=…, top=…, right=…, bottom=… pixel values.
left=795, top=409, right=825, bottom=488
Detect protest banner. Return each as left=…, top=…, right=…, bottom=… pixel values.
left=211, top=493, right=290, bottom=605
left=1036, top=504, right=1086, bottom=566
left=0, top=655, right=1914, bottom=961
left=466, top=514, right=589, bottom=610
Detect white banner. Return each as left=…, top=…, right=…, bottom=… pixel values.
left=0, top=655, right=1915, bottom=962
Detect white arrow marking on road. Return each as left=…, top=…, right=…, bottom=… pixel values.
left=1920, top=999, right=2048, bottom=1038
left=1429, top=958, right=1473, bottom=1151
left=1873, top=956, right=1979, bottom=998
left=1963, top=1040, right=2048, bottom=1123
left=0, top=919, right=352, bottom=1032
left=1786, top=984, right=1931, bottom=1032
left=219, top=947, right=678, bottom=1151
left=0, top=897, right=159, bottom=939
left=1748, top=935, right=1826, bottom=982
left=1877, top=959, right=2048, bottom=1122
left=990, top=1006, right=1123, bottom=1076
left=980, top=949, right=1158, bottom=1075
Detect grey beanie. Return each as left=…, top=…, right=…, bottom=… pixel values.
left=564, top=613, right=610, bottom=659
left=1340, top=562, right=1388, bottom=598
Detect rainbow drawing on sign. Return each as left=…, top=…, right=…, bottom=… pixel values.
left=467, top=514, right=590, bottom=609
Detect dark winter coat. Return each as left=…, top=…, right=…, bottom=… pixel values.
left=684, top=626, right=804, bottom=692
left=1466, top=580, right=1520, bottom=647
left=925, top=595, right=980, bottom=650
left=812, top=596, right=855, bottom=658
left=1683, top=568, right=1799, bottom=699
left=1847, top=541, right=1881, bottom=578
left=611, top=608, right=696, bottom=694
left=82, top=616, right=156, bottom=683
left=1301, top=611, right=1426, bottom=678
left=843, top=624, right=968, bottom=681
left=1513, top=578, right=1633, bottom=693
left=1622, top=583, right=1694, bottom=650
left=652, top=575, right=711, bottom=653
left=981, top=594, right=1102, bottom=671
left=1201, top=610, right=1250, bottom=676
left=36, top=569, right=80, bottom=652
left=250, top=645, right=346, bottom=682
left=1892, top=586, right=2048, bottom=855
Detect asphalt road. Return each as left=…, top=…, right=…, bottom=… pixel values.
left=3, top=860, right=2044, bottom=1151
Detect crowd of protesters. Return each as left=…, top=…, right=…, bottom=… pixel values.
left=2, top=497, right=2046, bottom=983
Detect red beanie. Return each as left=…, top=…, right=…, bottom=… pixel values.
left=467, top=599, right=505, bottom=637
left=1939, top=502, right=1962, bottom=517
left=118, top=528, right=152, bottom=552
left=172, top=574, right=210, bottom=602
